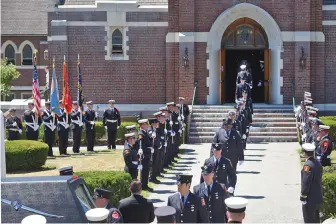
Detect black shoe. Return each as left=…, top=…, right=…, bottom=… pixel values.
left=107, top=146, right=111, bottom=149
left=143, top=186, right=153, bottom=192
left=151, top=178, right=160, bottom=184
left=112, top=146, right=116, bottom=150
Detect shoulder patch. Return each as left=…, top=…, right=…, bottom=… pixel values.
left=303, top=165, right=310, bottom=172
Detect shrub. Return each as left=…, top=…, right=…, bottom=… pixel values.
left=75, top=171, right=132, bottom=206
left=322, top=172, right=336, bottom=218
left=5, top=140, right=48, bottom=172
left=320, top=117, right=336, bottom=145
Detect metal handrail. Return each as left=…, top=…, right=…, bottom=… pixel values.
left=186, top=81, right=198, bottom=144
left=290, top=80, right=296, bottom=113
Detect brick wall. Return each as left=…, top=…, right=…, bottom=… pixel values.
left=323, top=26, right=336, bottom=103
left=281, top=43, right=295, bottom=104
left=126, top=12, right=168, bottom=22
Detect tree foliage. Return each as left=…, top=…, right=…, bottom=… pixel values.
left=1, top=58, right=21, bottom=97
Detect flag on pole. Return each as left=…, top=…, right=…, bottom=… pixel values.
left=62, top=56, right=72, bottom=114
left=50, top=59, right=62, bottom=116
left=32, top=51, right=41, bottom=116
left=77, top=55, right=84, bottom=108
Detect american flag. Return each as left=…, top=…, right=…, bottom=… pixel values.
left=32, top=63, right=41, bottom=115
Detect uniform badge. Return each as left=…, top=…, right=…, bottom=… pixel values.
left=233, top=136, right=235, bottom=139
left=303, top=165, right=310, bottom=172
left=201, top=199, right=206, bottom=206
left=222, top=164, right=226, bottom=169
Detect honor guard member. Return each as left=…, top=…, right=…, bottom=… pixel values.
left=137, top=119, right=153, bottom=190
left=123, top=133, right=139, bottom=180
left=42, top=101, right=57, bottom=156
left=162, top=106, right=174, bottom=167
left=242, top=90, right=253, bottom=115
left=24, top=100, right=42, bottom=140
left=148, top=118, right=162, bottom=183
left=21, top=214, right=46, bottom=224
left=228, top=110, right=242, bottom=135
left=201, top=143, right=237, bottom=193
left=300, top=143, right=323, bottom=223
left=103, top=100, right=121, bottom=150
left=94, top=188, right=123, bottom=223
left=236, top=102, right=248, bottom=142
left=178, top=97, right=190, bottom=124
left=86, top=208, right=110, bottom=223
left=118, top=180, right=155, bottom=223
left=225, top=197, right=248, bottom=223
left=235, top=78, right=251, bottom=104
left=167, top=174, right=209, bottom=223
left=194, top=164, right=230, bottom=223
left=172, top=103, right=182, bottom=156
left=155, top=206, right=177, bottom=223
left=84, top=101, right=98, bottom=152
left=167, top=102, right=179, bottom=158
left=155, top=111, right=168, bottom=172
left=125, top=124, right=137, bottom=135
left=316, top=125, right=333, bottom=166
left=236, top=64, right=252, bottom=88
left=218, top=118, right=244, bottom=171
left=305, top=117, right=322, bottom=144
left=71, top=101, right=83, bottom=154
left=57, top=101, right=71, bottom=155
left=6, top=108, right=23, bottom=140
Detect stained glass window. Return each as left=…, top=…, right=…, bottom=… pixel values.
left=236, top=25, right=253, bottom=46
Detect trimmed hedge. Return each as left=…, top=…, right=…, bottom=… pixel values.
left=322, top=170, right=336, bottom=218
left=75, top=171, right=132, bottom=206
left=5, top=140, right=48, bottom=172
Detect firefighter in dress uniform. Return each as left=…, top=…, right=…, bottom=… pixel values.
left=201, top=143, right=237, bottom=194
left=315, top=125, right=333, bottom=167
left=225, top=197, right=249, bottom=223
left=5, top=108, right=23, bottom=140
left=70, top=101, right=83, bottom=154
left=167, top=174, right=209, bottom=223
left=178, top=97, right=190, bottom=124
left=228, top=110, right=242, bottom=135
left=84, top=101, right=98, bottom=152
left=154, top=111, right=166, bottom=174
left=42, top=101, right=57, bottom=156
left=300, top=143, right=323, bottom=223
left=123, top=133, right=139, bottom=180
left=148, top=118, right=162, bottom=183
left=167, top=102, right=179, bottom=159
left=103, top=100, right=121, bottom=150
left=161, top=106, right=173, bottom=167
left=194, top=163, right=230, bottom=223
left=57, top=101, right=71, bottom=156
left=235, top=76, right=251, bottom=104
left=23, top=100, right=42, bottom=140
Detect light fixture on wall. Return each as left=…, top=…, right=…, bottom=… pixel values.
left=299, top=47, right=306, bottom=71
left=182, top=47, right=189, bottom=68
left=44, top=49, right=48, bottom=60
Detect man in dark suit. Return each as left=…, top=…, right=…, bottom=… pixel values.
left=201, top=143, right=237, bottom=193
left=194, top=164, right=230, bottom=223
left=225, top=197, right=249, bottom=223
left=167, top=174, right=209, bottom=223
left=118, top=180, right=155, bottom=223
left=103, top=100, right=121, bottom=149
left=300, top=143, right=323, bottom=223
left=84, top=101, right=97, bottom=152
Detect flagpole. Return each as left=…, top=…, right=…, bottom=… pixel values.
left=78, top=54, right=83, bottom=122
left=64, top=55, right=69, bottom=124
left=33, top=50, right=40, bottom=120
left=52, top=57, right=56, bottom=125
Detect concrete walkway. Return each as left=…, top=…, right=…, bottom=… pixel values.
left=148, top=143, right=303, bottom=223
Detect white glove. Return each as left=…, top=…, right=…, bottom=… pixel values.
left=90, top=121, right=95, bottom=125
left=301, top=201, right=307, bottom=205
left=227, top=187, right=234, bottom=194
left=181, top=115, right=185, bottom=120
left=12, top=122, right=17, bottom=127
left=238, top=161, right=244, bottom=166
left=169, top=121, right=173, bottom=126
left=152, top=132, right=156, bottom=138
left=301, top=122, right=305, bottom=127
left=34, top=125, right=40, bottom=131
left=95, top=112, right=98, bottom=117
left=178, top=116, right=181, bottom=121
left=150, top=147, right=154, bottom=153
left=178, top=129, right=182, bottom=134
left=164, top=142, right=168, bottom=147
left=117, top=126, right=120, bottom=129
left=79, top=123, right=83, bottom=127
left=312, top=142, right=316, bottom=146
left=242, top=134, right=246, bottom=139
left=164, top=129, right=167, bottom=134
left=138, top=148, right=143, bottom=156
left=182, top=127, right=185, bottom=131
left=65, top=124, right=69, bottom=129
left=302, top=134, right=306, bottom=138
left=246, top=128, right=249, bottom=133
left=137, top=165, right=143, bottom=170
left=171, top=131, right=176, bottom=137
left=104, top=126, right=107, bottom=130
left=18, top=129, right=22, bottom=134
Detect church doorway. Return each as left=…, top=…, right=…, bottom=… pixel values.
left=219, top=18, right=270, bottom=104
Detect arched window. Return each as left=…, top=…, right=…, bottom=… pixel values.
left=5, top=45, right=15, bottom=65
left=112, top=29, right=123, bottom=54
left=22, top=44, right=33, bottom=65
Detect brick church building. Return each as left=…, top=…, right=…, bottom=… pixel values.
left=44, top=0, right=336, bottom=105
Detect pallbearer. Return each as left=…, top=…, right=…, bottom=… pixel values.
left=5, top=108, right=23, bottom=140
left=24, top=100, right=42, bottom=140
left=103, top=100, right=121, bottom=150
left=57, top=101, right=71, bottom=155
left=84, top=101, right=97, bottom=152
left=42, top=101, right=57, bottom=156
left=123, top=133, right=138, bottom=180
left=71, top=101, right=83, bottom=154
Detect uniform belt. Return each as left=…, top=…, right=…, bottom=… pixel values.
left=161, top=136, right=164, bottom=139
left=43, top=122, right=56, bottom=131
left=107, top=119, right=117, bottom=123
left=174, top=122, right=179, bottom=124
left=8, top=128, right=19, bottom=132
left=25, top=122, right=39, bottom=130
left=316, top=155, right=331, bottom=159
left=72, top=120, right=83, bottom=126
left=58, top=121, right=69, bottom=129
left=132, top=161, right=138, bottom=165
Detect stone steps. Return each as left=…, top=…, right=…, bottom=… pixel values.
left=190, top=122, right=296, bottom=127
left=188, top=136, right=298, bottom=143
left=190, top=131, right=297, bottom=137
left=192, top=108, right=293, bottom=113
left=192, top=113, right=294, bottom=118
left=191, top=117, right=296, bottom=122
left=190, top=126, right=297, bottom=132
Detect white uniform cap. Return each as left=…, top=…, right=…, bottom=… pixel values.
left=166, top=102, right=175, bottom=106
left=304, top=100, right=312, bottom=104
left=225, top=197, right=248, bottom=213
left=85, top=208, right=109, bottom=222
left=21, top=215, right=46, bottom=224
left=305, top=97, right=313, bottom=101
left=27, top=100, right=34, bottom=105
left=228, top=110, right=236, bottom=116
left=153, top=111, right=162, bottom=116
left=319, top=125, right=330, bottom=130
left=125, top=125, right=136, bottom=129
left=302, top=143, right=315, bottom=152
left=179, top=97, right=185, bottom=100
left=125, top=133, right=136, bottom=138
left=322, top=218, right=336, bottom=224
left=306, top=106, right=319, bottom=111
left=108, top=100, right=115, bottom=103
left=307, top=110, right=317, bottom=114
left=138, top=119, right=148, bottom=124
left=240, top=65, right=246, bottom=69
left=304, top=91, right=311, bottom=95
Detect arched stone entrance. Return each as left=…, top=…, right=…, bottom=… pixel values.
left=206, top=3, right=283, bottom=105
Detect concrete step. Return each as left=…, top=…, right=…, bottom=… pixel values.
left=191, top=117, right=296, bottom=122
left=192, top=108, right=294, bottom=113
left=190, top=122, right=296, bottom=127
left=192, top=113, right=294, bottom=118
left=191, top=105, right=293, bottom=109
left=189, top=131, right=297, bottom=137
left=188, top=136, right=297, bottom=143
left=189, top=126, right=297, bottom=132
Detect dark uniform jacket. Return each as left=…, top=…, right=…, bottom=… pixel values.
left=23, top=110, right=42, bottom=132
left=242, top=107, right=252, bottom=125
left=123, top=143, right=139, bottom=173
left=193, top=182, right=229, bottom=223
left=6, top=115, right=23, bottom=139
left=158, top=122, right=167, bottom=146
left=223, top=129, right=244, bottom=165
left=236, top=71, right=252, bottom=86
left=201, top=157, right=237, bottom=188
left=232, top=119, right=242, bottom=135
left=42, top=109, right=57, bottom=132
left=300, top=157, right=323, bottom=205
left=84, top=109, right=96, bottom=131
left=148, top=126, right=162, bottom=149
left=167, top=192, right=209, bottom=223
left=118, top=194, right=155, bottom=223
left=57, top=108, right=71, bottom=132
left=235, top=83, right=251, bottom=101
left=246, top=98, right=254, bottom=114
left=103, top=107, right=121, bottom=130
left=136, top=129, right=152, bottom=156
left=236, top=111, right=247, bottom=136
left=70, top=109, right=83, bottom=129
left=211, top=127, right=230, bottom=156
left=180, top=104, right=190, bottom=119
left=315, top=135, right=333, bottom=166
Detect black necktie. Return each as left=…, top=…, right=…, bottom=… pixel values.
left=181, top=196, right=184, bottom=205
left=207, top=185, right=211, bottom=196
left=215, top=159, right=219, bottom=169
